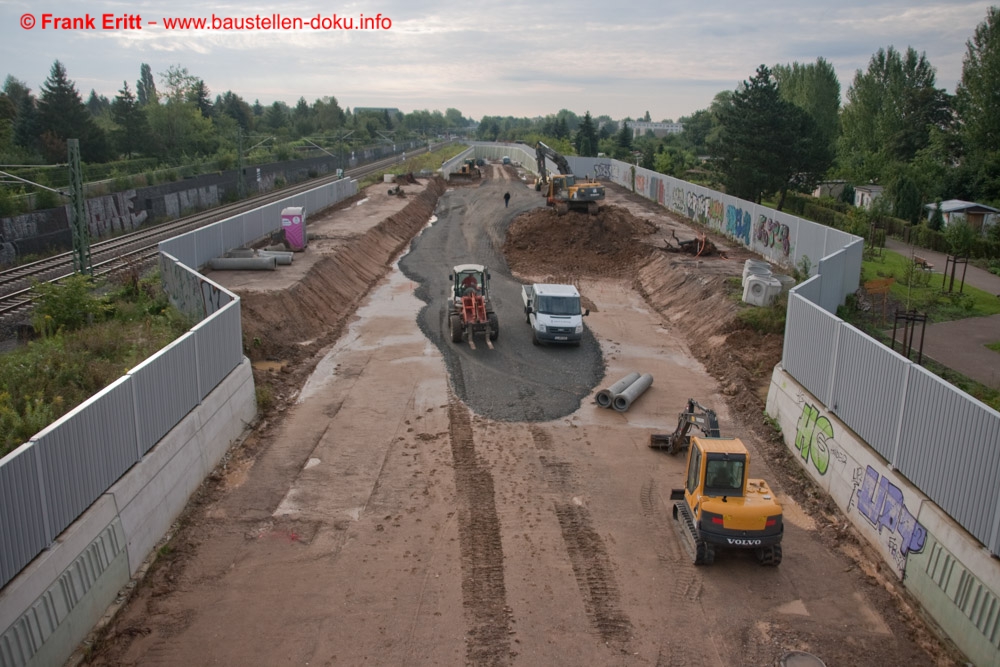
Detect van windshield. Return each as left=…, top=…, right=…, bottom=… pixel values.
left=536, top=295, right=581, bottom=315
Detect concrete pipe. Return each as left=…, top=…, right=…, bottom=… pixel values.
left=226, top=248, right=255, bottom=258
left=258, top=250, right=294, bottom=265
left=595, top=371, right=641, bottom=408
left=263, top=244, right=289, bottom=252
left=612, top=373, right=653, bottom=412
left=208, top=256, right=277, bottom=271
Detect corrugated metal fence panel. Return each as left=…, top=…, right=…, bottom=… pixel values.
left=221, top=215, right=245, bottom=252
left=244, top=207, right=265, bottom=245
left=194, top=299, right=243, bottom=397
left=195, top=223, right=224, bottom=269
left=159, top=229, right=198, bottom=269
left=782, top=293, right=837, bottom=405
left=897, top=368, right=1000, bottom=554
left=34, top=377, right=137, bottom=537
left=0, top=444, right=49, bottom=589
left=789, top=220, right=824, bottom=278
left=830, top=326, right=910, bottom=461
left=840, top=238, right=863, bottom=296
left=129, top=332, right=200, bottom=455
left=817, top=249, right=847, bottom=314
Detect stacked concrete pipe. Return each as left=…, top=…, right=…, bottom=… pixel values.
left=208, top=256, right=277, bottom=271
left=258, top=250, right=294, bottom=265
left=595, top=372, right=641, bottom=408
left=612, top=373, right=653, bottom=412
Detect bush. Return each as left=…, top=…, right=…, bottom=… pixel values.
left=30, top=275, right=109, bottom=336
left=33, top=188, right=60, bottom=210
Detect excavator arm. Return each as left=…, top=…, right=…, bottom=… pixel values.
left=649, top=398, right=721, bottom=453
left=536, top=141, right=572, bottom=186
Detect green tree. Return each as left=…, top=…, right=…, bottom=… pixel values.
left=36, top=60, right=109, bottom=162
left=264, top=101, right=289, bottom=131
left=676, top=108, right=714, bottom=154
left=159, top=64, right=199, bottom=104
left=292, top=97, right=313, bottom=135
left=616, top=121, right=633, bottom=159
left=187, top=79, right=213, bottom=118
left=710, top=65, right=790, bottom=203
left=85, top=90, right=111, bottom=117
left=146, top=99, right=217, bottom=158
left=945, top=219, right=978, bottom=256
left=955, top=6, right=1000, bottom=202
left=839, top=46, right=951, bottom=183
left=111, top=81, right=149, bottom=159
left=574, top=111, right=599, bottom=157
left=217, top=91, right=253, bottom=131
left=888, top=170, right=922, bottom=225
left=772, top=57, right=840, bottom=151
left=136, top=63, right=158, bottom=106
left=12, top=92, right=39, bottom=154
left=928, top=201, right=945, bottom=231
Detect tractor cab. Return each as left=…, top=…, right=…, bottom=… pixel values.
left=451, top=264, right=490, bottom=300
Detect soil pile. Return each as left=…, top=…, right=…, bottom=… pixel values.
left=503, top=205, right=657, bottom=279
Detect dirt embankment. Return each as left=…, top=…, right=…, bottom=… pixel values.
left=239, top=178, right=446, bottom=400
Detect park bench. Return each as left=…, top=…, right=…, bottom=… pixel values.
left=913, top=256, right=934, bottom=271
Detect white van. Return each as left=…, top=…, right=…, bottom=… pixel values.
left=521, top=284, right=589, bottom=346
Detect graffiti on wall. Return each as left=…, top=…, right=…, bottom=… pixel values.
left=725, top=206, right=752, bottom=245
left=794, top=402, right=834, bottom=475
left=685, top=192, right=724, bottom=228
left=849, top=465, right=927, bottom=570
left=668, top=186, right=686, bottom=216
left=160, top=257, right=230, bottom=321
left=164, top=185, right=221, bottom=219
left=84, top=190, right=148, bottom=238
left=593, top=162, right=612, bottom=180
left=754, top=214, right=791, bottom=257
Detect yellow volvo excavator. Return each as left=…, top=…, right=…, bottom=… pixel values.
left=534, top=141, right=604, bottom=215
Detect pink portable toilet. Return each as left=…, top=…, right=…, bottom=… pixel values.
left=281, top=206, right=306, bottom=251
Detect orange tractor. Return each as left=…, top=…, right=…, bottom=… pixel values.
left=448, top=264, right=499, bottom=350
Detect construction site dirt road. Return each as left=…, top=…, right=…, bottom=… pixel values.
left=82, top=165, right=962, bottom=666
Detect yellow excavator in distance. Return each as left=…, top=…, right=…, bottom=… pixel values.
left=534, top=141, right=604, bottom=215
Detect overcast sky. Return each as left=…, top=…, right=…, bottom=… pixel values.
left=1, top=1, right=994, bottom=122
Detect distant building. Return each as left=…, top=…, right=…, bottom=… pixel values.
left=353, top=107, right=402, bottom=116
left=924, top=200, right=999, bottom=234
left=628, top=121, right=684, bottom=137
left=854, top=185, right=884, bottom=210
left=812, top=180, right=848, bottom=200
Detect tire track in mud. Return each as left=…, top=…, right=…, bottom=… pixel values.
left=553, top=502, right=633, bottom=646
left=640, top=478, right=706, bottom=667
left=530, top=427, right=633, bottom=647
left=447, top=396, right=512, bottom=666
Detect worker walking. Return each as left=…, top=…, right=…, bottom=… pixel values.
left=503, top=191, right=510, bottom=208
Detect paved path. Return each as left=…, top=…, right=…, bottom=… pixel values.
left=883, top=238, right=1000, bottom=389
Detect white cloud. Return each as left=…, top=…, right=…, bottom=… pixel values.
left=0, top=0, right=993, bottom=120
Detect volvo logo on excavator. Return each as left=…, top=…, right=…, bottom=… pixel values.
left=727, top=538, right=762, bottom=546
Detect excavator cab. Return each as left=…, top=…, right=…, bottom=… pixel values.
left=670, top=436, right=782, bottom=565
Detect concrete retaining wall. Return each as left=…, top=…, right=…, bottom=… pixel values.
left=767, top=365, right=1000, bottom=665
left=0, top=358, right=256, bottom=667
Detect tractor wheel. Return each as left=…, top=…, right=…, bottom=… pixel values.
left=488, top=314, right=499, bottom=341
left=556, top=202, right=569, bottom=216
left=694, top=539, right=715, bottom=566
left=450, top=315, right=463, bottom=343
left=756, top=544, right=782, bottom=566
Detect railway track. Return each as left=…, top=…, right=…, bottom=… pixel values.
left=0, top=146, right=440, bottom=321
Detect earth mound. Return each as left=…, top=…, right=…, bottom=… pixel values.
left=503, top=205, right=657, bottom=279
